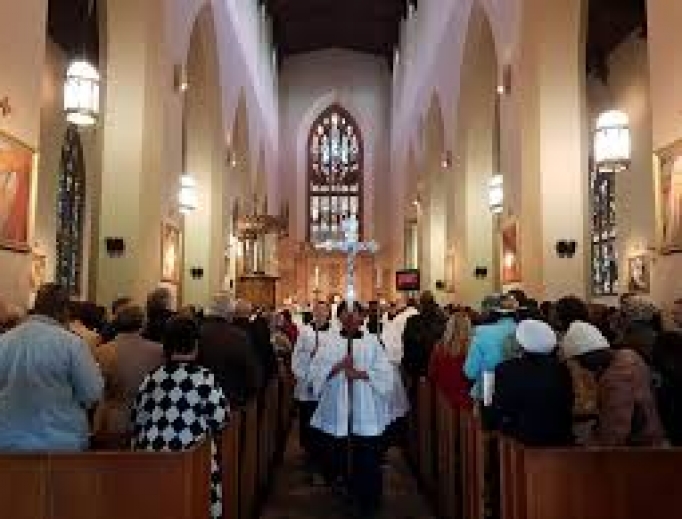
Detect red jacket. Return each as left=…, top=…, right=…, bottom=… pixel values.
left=428, top=347, right=473, bottom=410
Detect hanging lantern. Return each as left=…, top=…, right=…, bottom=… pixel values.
left=488, top=174, right=504, bottom=215
left=179, top=174, right=198, bottom=214
left=64, top=59, right=100, bottom=127
left=594, top=110, right=631, bottom=166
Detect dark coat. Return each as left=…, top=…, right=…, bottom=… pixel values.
left=402, top=307, right=447, bottom=377
left=198, top=316, right=263, bottom=407
left=491, top=353, right=574, bottom=447
left=233, top=316, right=278, bottom=385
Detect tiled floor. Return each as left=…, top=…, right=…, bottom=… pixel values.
left=260, top=424, right=435, bottom=519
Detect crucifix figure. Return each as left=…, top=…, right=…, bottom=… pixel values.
left=316, top=214, right=378, bottom=305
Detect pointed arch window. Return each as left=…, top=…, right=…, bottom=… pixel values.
left=56, top=125, right=86, bottom=295
left=307, top=104, right=363, bottom=243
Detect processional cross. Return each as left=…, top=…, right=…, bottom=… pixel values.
left=316, top=215, right=378, bottom=456
left=316, top=214, right=379, bottom=306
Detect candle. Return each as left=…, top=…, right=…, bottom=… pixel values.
left=314, top=266, right=320, bottom=288
left=375, top=266, right=381, bottom=289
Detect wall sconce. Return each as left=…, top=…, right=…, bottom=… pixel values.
left=0, top=96, right=11, bottom=117
left=497, top=64, right=512, bottom=95
left=475, top=266, right=489, bottom=279
left=441, top=150, right=452, bottom=169
left=105, top=237, right=126, bottom=257
left=190, top=267, right=204, bottom=280
left=174, top=64, right=189, bottom=93
left=555, top=240, right=577, bottom=258
left=179, top=174, right=198, bottom=214
left=488, top=174, right=504, bottom=215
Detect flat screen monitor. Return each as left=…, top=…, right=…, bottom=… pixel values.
left=396, top=269, right=420, bottom=292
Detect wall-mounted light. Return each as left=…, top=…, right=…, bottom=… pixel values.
left=64, top=59, right=100, bottom=127
left=174, top=64, right=189, bottom=93
left=594, top=110, right=631, bottom=168
left=555, top=240, right=577, bottom=258
left=441, top=150, right=452, bottom=169
left=105, top=237, right=126, bottom=257
left=179, top=174, right=198, bottom=214
left=488, top=174, right=504, bottom=215
left=497, top=65, right=512, bottom=96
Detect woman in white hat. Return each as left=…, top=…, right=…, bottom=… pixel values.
left=562, top=320, right=666, bottom=446
left=491, top=320, right=574, bottom=446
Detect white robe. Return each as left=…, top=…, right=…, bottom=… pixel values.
left=291, top=324, right=333, bottom=402
left=309, top=330, right=394, bottom=438
left=380, top=307, right=419, bottom=364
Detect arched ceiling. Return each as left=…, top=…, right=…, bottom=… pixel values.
left=262, top=0, right=416, bottom=63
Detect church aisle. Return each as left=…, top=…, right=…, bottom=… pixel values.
left=259, top=423, right=435, bottom=519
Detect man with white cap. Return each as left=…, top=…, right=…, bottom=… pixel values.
left=561, top=320, right=666, bottom=446
left=491, top=320, right=574, bottom=447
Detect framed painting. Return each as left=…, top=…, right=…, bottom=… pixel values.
left=0, top=131, right=34, bottom=252
left=655, top=140, right=682, bottom=254
left=627, top=255, right=651, bottom=294
left=501, top=220, right=521, bottom=285
left=161, top=221, right=182, bottom=284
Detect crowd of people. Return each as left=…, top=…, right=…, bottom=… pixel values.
left=1, top=283, right=682, bottom=518
left=0, top=284, right=293, bottom=519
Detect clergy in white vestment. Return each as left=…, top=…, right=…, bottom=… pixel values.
left=291, top=301, right=332, bottom=460
left=309, top=301, right=394, bottom=516
left=381, top=300, right=419, bottom=364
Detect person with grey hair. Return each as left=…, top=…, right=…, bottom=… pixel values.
left=0, top=283, right=103, bottom=451
left=198, top=296, right=263, bottom=406
left=94, top=304, right=164, bottom=434
left=142, top=287, right=174, bottom=343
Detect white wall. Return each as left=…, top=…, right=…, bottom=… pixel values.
left=278, top=49, right=392, bottom=249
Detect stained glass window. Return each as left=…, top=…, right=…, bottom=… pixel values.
left=56, top=125, right=86, bottom=295
left=590, top=160, right=618, bottom=296
left=308, top=105, right=363, bottom=243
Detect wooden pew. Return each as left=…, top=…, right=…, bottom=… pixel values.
left=0, top=440, right=211, bottom=519
left=417, top=377, right=435, bottom=494
left=239, top=398, right=259, bottom=519
left=222, top=410, right=242, bottom=519
left=460, top=411, right=486, bottom=519
left=435, top=392, right=461, bottom=519
left=499, top=438, right=682, bottom=519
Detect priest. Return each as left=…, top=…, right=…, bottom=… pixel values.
left=309, top=300, right=394, bottom=516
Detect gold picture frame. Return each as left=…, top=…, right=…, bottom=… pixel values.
left=0, top=131, right=35, bottom=253
left=161, top=221, right=182, bottom=284
left=654, top=139, right=682, bottom=255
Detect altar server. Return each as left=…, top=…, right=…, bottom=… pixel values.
left=292, top=300, right=332, bottom=460
left=309, top=301, right=394, bottom=516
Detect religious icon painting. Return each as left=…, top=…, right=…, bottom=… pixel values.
left=656, top=141, right=682, bottom=254
left=0, top=131, right=34, bottom=252
left=161, top=221, right=182, bottom=284
left=501, top=221, right=521, bottom=285
left=627, top=255, right=651, bottom=294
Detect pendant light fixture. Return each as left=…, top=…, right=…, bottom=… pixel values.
left=64, top=0, right=101, bottom=127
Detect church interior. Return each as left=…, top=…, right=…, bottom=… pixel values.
left=2, top=0, right=682, bottom=517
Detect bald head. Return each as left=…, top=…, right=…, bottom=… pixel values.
left=234, top=299, right=253, bottom=319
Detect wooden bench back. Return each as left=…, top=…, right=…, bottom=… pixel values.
left=0, top=441, right=211, bottom=519
left=500, top=439, right=682, bottom=519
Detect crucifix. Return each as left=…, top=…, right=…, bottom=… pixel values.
left=316, top=214, right=379, bottom=306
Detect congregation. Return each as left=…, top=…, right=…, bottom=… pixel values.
left=1, top=282, right=681, bottom=517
